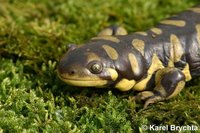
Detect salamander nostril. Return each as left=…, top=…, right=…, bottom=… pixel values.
left=69, top=69, right=76, bottom=75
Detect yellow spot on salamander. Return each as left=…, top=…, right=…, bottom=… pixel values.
left=115, top=78, right=136, bottom=91
left=98, top=28, right=113, bottom=36
left=128, top=53, right=140, bottom=75
left=92, top=36, right=120, bottom=43
left=168, top=41, right=175, bottom=67
left=133, top=75, right=152, bottom=91
left=102, top=45, right=118, bottom=60
left=170, top=34, right=184, bottom=63
left=134, top=54, right=164, bottom=91
left=189, top=7, right=200, bottom=13
left=150, top=28, right=162, bottom=35
left=105, top=68, right=118, bottom=81
left=160, top=20, right=186, bottom=27
left=196, top=24, right=200, bottom=48
left=132, top=39, right=145, bottom=55
left=135, top=31, right=148, bottom=36
left=98, top=27, right=127, bottom=36
left=182, top=63, right=192, bottom=81
left=86, top=52, right=101, bottom=62
left=115, top=27, right=128, bottom=35
left=148, top=54, right=164, bottom=74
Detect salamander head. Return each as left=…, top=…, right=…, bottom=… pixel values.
left=57, top=43, right=118, bottom=87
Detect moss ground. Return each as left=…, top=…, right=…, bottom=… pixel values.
left=0, top=0, right=200, bottom=132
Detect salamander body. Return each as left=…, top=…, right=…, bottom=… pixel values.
left=58, top=5, right=200, bottom=107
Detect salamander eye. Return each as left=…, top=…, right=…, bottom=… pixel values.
left=89, top=61, right=103, bottom=74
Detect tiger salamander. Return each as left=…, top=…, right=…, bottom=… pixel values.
left=58, top=5, right=200, bottom=107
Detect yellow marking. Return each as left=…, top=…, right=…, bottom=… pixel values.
left=168, top=40, right=174, bottom=67
left=150, top=28, right=162, bottom=35
left=92, top=36, right=120, bottom=43
left=189, top=7, right=200, bottom=13
left=133, top=75, right=152, bottom=91
left=105, top=68, right=118, bottom=81
left=115, top=78, right=136, bottom=91
left=132, top=39, right=145, bottom=55
left=170, top=34, right=184, bottom=62
left=160, top=20, right=186, bottom=27
left=102, top=45, right=118, bottom=60
left=182, top=64, right=192, bottom=81
left=86, top=52, right=101, bottom=62
left=115, top=27, right=128, bottom=35
left=134, top=54, right=164, bottom=91
left=128, top=53, right=140, bottom=75
left=98, top=27, right=127, bottom=36
left=196, top=24, right=200, bottom=48
left=98, top=28, right=113, bottom=36
left=148, top=54, right=164, bottom=74
left=135, top=31, right=148, bottom=36
left=167, top=81, right=185, bottom=99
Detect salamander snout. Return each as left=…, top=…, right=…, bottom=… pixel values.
left=57, top=60, right=78, bottom=77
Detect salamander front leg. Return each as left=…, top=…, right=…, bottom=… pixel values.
left=98, top=25, right=127, bottom=36
left=136, top=68, right=186, bottom=108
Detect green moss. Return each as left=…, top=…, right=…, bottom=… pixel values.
left=0, top=0, right=200, bottom=132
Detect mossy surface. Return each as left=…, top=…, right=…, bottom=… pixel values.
left=0, top=0, right=200, bottom=132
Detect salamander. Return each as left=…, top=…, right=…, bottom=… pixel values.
left=58, top=5, right=200, bottom=107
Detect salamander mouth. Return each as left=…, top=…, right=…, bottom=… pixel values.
left=58, top=73, right=108, bottom=87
